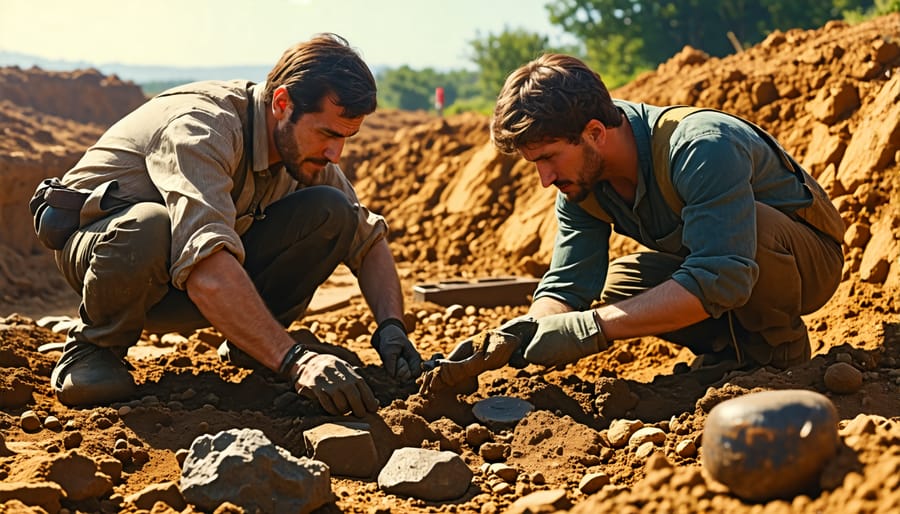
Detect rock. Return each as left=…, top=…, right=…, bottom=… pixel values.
left=479, top=442, right=510, bottom=462
left=701, top=389, right=839, bottom=501
left=303, top=422, right=378, bottom=478
left=578, top=472, right=610, bottom=494
left=181, top=428, right=333, bottom=513
left=20, top=410, right=41, bottom=432
left=628, top=427, right=666, bottom=447
left=44, top=415, right=62, bottom=431
left=488, top=463, right=519, bottom=483
left=124, top=481, right=186, bottom=511
left=465, top=423, right=493, bottom=447
left=824, top=362, right=863, bottom=394
left=377, top=447, right=472, bottom=501
left=607, top=419, right=643, bottom=448
left=675, top=439, right=697, bottom=458
left=506, top=489, right=572, bottom=514
left=472, top=396, right=534, bottom=429
left=0, top=482, right=65, bottom=513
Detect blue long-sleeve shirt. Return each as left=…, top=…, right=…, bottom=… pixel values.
left=533, top=100, right=813, bottom=319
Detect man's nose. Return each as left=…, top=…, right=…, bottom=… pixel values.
left=324, top=139, right=345, bottom=163
left=536, top=164, right=556, bottom=188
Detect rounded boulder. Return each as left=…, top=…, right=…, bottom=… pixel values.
left=701, top=389, right=839, bottom=502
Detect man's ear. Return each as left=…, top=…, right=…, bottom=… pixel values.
left=272, top=86, right=292, bottom=120
left=583, top=119, right=607, bottom=146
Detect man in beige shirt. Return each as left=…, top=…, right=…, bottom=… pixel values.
left=46, top=33, right=421, bottom=415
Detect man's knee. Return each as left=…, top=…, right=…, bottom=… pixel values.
left=90, top=203, right=170, bottom=278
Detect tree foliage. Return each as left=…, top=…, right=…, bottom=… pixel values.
left=545, top=0, right=880, bottom=87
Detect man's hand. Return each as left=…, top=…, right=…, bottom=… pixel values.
left=290, top=351, right=379, bottom=417
left=372, top=319, right=423, bottom=382
left=523, top=310, right=609, bottom=367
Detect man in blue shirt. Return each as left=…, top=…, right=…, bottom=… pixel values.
left=490, top=53, right=844, bottom=374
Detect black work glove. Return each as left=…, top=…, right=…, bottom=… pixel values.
left=372, top=318, right=423, bottom=382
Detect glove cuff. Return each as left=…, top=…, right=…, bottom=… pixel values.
left=278, top=342, right=309, bottom=377
left=372, top=317, right=407, bottom=351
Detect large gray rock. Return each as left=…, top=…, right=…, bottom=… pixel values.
left=377, top=447, right=472, bottom=501
left=180, top=428, right=333, bottom=513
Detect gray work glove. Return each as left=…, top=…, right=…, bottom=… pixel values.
left=372, top=318, right=423, bottom=382
left=418, top=316, right=537, bottom=395
left=290, top=351, right=379, bottom=417
left=523, top=310, right=609, bottom=368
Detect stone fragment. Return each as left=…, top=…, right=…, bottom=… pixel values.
left=125, top=481, right=187, bottom=511
left=479, top=442, right=510, bottom=462
left=488, top=463, right=518, bottom=483
left=0, top=482, right=65, bottom=513
left=628, top=427, right=666, bottom=447
left=20, top=410, right=41, bottom=432
left=675, top=439, right=697, bottom=458
left=377, top=447, right=472, bottom=501
left=702, top=389, right=839, bottom=501
left=63, top=431, right=83, bottom=450
left=303, top=422, right=378, bottom=478
left=181, top=428, right=332, bottom=513
left=607, top=419, right=643, bottom=448
left=465, top=423, right=493, bottom=447
left=506, top=489, right=572, bottom=514
left=578, top=472, right=610, bottom=494
left=473, top=396, right=534, bottom=429
left=824, top=362, right=863, bottom=394
left=44, top=416, right=62, bottom=431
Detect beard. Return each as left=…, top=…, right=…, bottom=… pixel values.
left=273, top=120, right=328, bottom=185
left=557, top=143, right=606, bottom=203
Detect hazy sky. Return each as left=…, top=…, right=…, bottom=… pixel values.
left=0, top=0, right=571, bottom=70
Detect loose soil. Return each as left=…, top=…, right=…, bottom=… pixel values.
left=1, top=14, right=899, bottom=514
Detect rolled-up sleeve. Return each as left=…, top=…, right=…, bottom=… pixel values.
left=533, top=192, right=613, bottom=311
left=144, top=110, right=246, bottom=289
left=313, top=164, right=388, bottom=274
left=670, top=130, right=759, bottom=318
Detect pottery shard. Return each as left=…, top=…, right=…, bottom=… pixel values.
left=377, top=447, right=473, bottom=501
left=303, top=422, right=378, bottom=478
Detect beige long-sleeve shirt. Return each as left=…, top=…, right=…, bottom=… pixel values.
left=62, top=80, right=386, bottom=289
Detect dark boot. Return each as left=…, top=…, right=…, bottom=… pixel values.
left=51, top=341, right=136, bottom=406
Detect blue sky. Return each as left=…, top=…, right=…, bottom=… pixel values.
left=0, top=0, right=572, bottom=70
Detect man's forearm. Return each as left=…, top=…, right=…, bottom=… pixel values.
left=357, top=239, right=404, bottom=323
left=185, top=250, right=296, bottom=371
left=595, top=279, right=709, bottom=340
left=528, top=296, right=574, bottom=318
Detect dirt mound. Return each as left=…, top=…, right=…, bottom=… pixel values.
left=0, top=13, right=899, bottom=514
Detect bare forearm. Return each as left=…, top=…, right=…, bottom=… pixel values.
left=357, top=239, right=404, bottom=323
left=595, top=279, right=709, bottom=340
left=186, top=250, right=295, bottom=371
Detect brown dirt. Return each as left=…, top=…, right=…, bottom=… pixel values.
left=1, top=13, right=899, bottom=514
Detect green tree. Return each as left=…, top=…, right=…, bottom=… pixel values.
left=545, top=0, right=878, bottom=87
left=467, top=27, right=576, bottom=99
left=376, top=66, right=482, bottom=112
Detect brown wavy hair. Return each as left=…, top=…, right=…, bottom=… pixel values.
left=491, top=53, right=622, bottom=154
left=264, top=33, right=377, bottom=121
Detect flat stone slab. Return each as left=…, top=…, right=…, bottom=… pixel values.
left=472, top=396, right=534, bottom=428
left=303, top=422, right=377, bottom=478
left=377, top=447, right=472, bottom=501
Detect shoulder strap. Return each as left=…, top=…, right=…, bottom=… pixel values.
left=577, top=105, right=700, bottom=222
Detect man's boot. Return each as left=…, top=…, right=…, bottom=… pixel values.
left=51, top=341, right=137, bottom=406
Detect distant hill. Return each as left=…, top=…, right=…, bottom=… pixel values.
left=0, top=50, right=271, bottom=86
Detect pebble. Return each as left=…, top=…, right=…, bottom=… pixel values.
left=479, top=442, right=510, bottom=462
left=63, top=431, right=83, bottom=449
left=701, top=389, right=839, bottom=501
left=607, top=419, right=643, bottom=448
left=674, top=439, right=697, bottom=458
left=20, top=410, right=41, bottom=432
left=43, top=416, right=62, bottom=431
left=578, top=472, right=610, bottom=494
left=824, top=362, right=863, bottom=394
left=465, top=423, right=493, bottom=447
left=628, top=427, right=666, bottom=447
left=488, top=463, right=519, bottom=483
left=117, top=405, right=132, bottom=417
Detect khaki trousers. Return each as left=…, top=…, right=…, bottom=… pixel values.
left=55, top=186, right=358, bottom=349
left=601, top=202, right=843, bottom=367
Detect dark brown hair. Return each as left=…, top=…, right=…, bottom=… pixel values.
left=491, top=53, right=621, bottom=154
left=264, top=33, right=377, bottom=121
